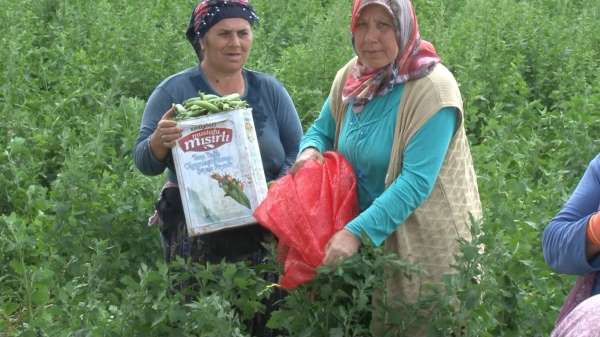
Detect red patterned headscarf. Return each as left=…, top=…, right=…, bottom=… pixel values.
left=342, top=0, right=440, bottom=112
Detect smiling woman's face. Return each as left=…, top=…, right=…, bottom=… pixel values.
left=201, top=18, right=253, bottom=74
left=354, top=4, right=399, bottom=69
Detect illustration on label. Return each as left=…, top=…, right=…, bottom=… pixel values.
left=211, top=173, right=251, bottom=209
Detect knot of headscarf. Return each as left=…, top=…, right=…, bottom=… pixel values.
left=186, top=0, right=259, bottom=44
left=342, top=0, right=441, bottom=112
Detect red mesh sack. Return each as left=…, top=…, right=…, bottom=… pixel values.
left=254, top=151, right=358, bottom=289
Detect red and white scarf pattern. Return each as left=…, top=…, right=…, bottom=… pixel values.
left=342, top=0, right=441, bottom=112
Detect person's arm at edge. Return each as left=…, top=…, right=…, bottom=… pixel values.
left=543, top=154, right=600, bottom=275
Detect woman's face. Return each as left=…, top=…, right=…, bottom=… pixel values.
left=201, top=18, right=253, bottom=73
left=354, top=4, right=399, bottom=69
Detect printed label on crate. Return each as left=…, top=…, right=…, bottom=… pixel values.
left=178, top=127, right=233, bottom=152
left=172, top=109, right=267, bottom=237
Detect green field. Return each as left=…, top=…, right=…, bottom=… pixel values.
left=1, top=0, right=600, bottom=336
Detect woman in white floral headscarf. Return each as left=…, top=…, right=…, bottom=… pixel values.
left=293, top=0, right=481, bottom=334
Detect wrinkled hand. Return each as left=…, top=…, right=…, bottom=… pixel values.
left=149, top=106, right=182, bottom=161
left=323, top=229, right=361, bottom=266
left=289, top=147, right=324, bottom=173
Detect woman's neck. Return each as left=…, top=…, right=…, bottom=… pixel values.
left=200, top=62, right=245, bottom=96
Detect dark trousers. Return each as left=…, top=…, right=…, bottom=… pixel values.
left=156, top=186, right=283, bottom=337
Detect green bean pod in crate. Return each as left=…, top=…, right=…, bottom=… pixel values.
left=174, top=92, right=250, bottom=121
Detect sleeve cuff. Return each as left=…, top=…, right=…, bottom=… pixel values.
left=577, top=217, right=600, bottom=271
left=299, top=142, right=325, bottom=154
left=345, top=216, right=385, bottom=246
left=590, top=255, right=600, bottom=269
left=146, top=137, right=168, bottom=171
left=344, top=222, right=362, bottom=240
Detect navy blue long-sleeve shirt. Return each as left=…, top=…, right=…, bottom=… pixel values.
left=543, top=154, right=600, bottom=295
left=133, top=66, right=303, bottom=182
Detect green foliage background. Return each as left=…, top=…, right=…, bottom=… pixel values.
left=1, top=0, right=600, bottom=336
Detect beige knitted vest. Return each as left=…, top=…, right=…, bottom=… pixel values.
left=329, top=57, right=482, bottom=334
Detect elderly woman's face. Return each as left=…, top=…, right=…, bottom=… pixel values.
left=201, top=18, right=253, bottom=73
left=354, top=4, right=398, bottom=69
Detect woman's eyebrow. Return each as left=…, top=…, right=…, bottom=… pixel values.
left=216, top=28, right=249, bottom=33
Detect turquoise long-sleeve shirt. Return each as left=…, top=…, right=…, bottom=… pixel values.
left=300, top=83, right=457, bottom=246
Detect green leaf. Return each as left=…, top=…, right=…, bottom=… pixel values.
left=1, top=302, right=18, bottom=315
left=9, top=259, right=24, bottom=275
left=31, top=284, right=50, bottom=305
left=329, top=328, right=344, bottom=337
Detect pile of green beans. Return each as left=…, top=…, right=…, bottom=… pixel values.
left=173, top=92, right=249, bottom=121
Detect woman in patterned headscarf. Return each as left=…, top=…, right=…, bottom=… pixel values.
left=293, top=0, right=481, bottom=335
left=133, top=1, right=302, bottom=335
left=135, top=0, right=302, bottom=263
